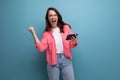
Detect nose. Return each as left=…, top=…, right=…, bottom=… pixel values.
left=51, top=15, right=55, bottom=18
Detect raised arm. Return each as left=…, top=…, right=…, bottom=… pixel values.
left=28, top=26, right=40, bottom=44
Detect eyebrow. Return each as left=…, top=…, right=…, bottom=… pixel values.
left=48, top=13, right=57, bottom=16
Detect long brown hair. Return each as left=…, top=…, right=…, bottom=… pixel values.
left=44, top=7, right=71, bottom=33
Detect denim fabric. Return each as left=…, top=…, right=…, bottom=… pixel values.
left=47, top=53, right=75, bottom=80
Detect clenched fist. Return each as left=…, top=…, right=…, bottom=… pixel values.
left=28, top=26, right=35, bottom=34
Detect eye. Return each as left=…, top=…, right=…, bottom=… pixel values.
left=54, top=14, right=57, bottom=16
left=49, top=14, right=52, bottom=17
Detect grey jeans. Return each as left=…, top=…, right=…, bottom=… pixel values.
left=47, top=53, right=75, bottom=80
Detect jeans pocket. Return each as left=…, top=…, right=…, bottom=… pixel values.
left=63, top=55, right=71, bottom=65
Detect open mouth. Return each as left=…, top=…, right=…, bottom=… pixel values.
left=51, top=19, right=56, bottom=23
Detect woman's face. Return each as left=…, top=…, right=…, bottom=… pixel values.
left=48, top=10, right=58, bottom=28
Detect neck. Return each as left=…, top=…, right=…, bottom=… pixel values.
left=52, top=26, right=58, bottom=29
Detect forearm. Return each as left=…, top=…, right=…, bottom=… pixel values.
left=31, top=32, right=40, bottom=44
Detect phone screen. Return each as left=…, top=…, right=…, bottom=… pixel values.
left=66, top=34, right=78, bottom=40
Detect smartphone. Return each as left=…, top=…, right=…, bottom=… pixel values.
left=66, top=34, right=78, bottom=40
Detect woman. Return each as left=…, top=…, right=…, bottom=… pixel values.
left=28, top=7, right=78, bottom=80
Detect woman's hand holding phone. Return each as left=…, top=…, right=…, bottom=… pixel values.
left=66, top=34, right=78, bottom=45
